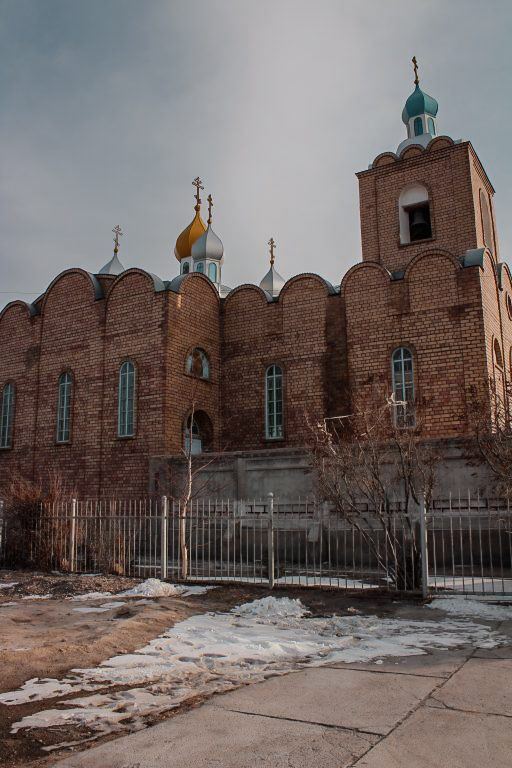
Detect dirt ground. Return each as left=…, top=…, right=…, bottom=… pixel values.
left=0, top=570, right=433, bottom=768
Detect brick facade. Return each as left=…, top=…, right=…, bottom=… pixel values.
left=0, top=135, right=509, bottom=497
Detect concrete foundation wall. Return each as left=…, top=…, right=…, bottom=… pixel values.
left=149, top=440, right=497, bottom=501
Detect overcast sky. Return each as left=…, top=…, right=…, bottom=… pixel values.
left=1, top=0, right=511, bottom=309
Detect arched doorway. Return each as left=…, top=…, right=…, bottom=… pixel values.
left=183, top=411, right=213, bottom=455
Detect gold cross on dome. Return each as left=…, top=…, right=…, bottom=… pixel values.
left=412, top=55, right=419, bottom=86
left=192, top=177, right=204, bottom=211
left=207, top=194, right=213, bottom=225
left=112, top=225, right=123, bottom=254
left=268, top=237, right=276, bottom=267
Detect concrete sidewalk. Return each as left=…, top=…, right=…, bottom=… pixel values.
left=55, top=633, right=512, bottom=768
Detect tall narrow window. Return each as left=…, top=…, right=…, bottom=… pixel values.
left=413, top=116, right=423, bottom=136
left=56, top=372, right=72, bottom=443
left=391, top=348, right=415, bottom=428
left=118, top=361, right=136, bottom=437
left=265, top=365, right=283, bottom=439
left=427, top=117, right=436, bottom=136
left=0, top=383, right=15, bottom=449
left=208, top=262, right=217, bottom=282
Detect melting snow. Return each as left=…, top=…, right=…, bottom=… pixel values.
left=70, top=592, right=113, bottom=602
left=235, top=596, right=309, bottom=619
left=73, top=601, right=126, bottom=614
left=21, top=594, right=52, bottom=600
left=428, top=596, right=512, bottom=621
left=2, top=596, right=505, bottom=740
left=118, top=578, right=215, bottom=598
left=0, top=582, right=18, bottom=589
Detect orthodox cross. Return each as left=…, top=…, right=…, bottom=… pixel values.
left=268, top=237, right=276, bottom=267
left=412, top=55, right=419, bottom=86
left=192, top=177, right=204, bottom=211
left=207, top=194, right=214, bottom=226
left=112, top=225, right=123, bottom=255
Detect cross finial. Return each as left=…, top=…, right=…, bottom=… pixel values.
left=412, top=55, right=419, bottom=86
left=207, top=194, right=213, bottom=226
left=192, top=177, right=204, bottom=212
left=112, top=225, right=123, bottom=255
left=268, top=237, right=276, bottom=267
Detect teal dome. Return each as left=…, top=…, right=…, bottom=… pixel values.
left=402, top=84, right=438, bottom=124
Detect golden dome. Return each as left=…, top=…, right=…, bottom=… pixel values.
left=174, top=209, right=207, bottom=261
left=174, top=177, right=207, bottom=262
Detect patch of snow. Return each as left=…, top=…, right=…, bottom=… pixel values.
left=21, top=594, right=51, bottom=600
left=118, top=579, right=214, bottom=598
left=235, top=596, right=309, bottom=619
left=0, top=602, right=17, bottom=607
left=0, top=582, right=18, bottom=589
left=3, top=597, right=506, bottom=740
left=428, top=596, right=512, bottom=621
left=70, top=592, right=112, bottom=601
left=73, top=601, right=126, bottom=614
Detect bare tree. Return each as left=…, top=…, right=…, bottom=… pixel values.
left=469, top=377, right=512, bottom=494
left=174, top=389, right=231, bottom=580
left=1, top=468, right=77, bottom=570
left=309, top=389, right=438, bottom=588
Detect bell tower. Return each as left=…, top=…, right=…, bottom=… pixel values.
left=356, top=59, right=498, bottom=274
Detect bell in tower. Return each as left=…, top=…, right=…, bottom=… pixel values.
left=408, top=204, right=432, bottom=242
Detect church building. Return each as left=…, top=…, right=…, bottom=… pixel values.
left=0, top=63, right=508, bottom=498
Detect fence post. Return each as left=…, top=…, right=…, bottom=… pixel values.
left=69, top=499, right=77, bottom=573
left=267, top=492, right=275, bottom=589
left=161, top=495, right=168, bottom=581
left=419, top=493, right=429, bottom=599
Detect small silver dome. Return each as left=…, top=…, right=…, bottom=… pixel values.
left=98, top=253, right=125, bottom=276
left=259, top=265, right=285, bottom=298
left=191, top=225, right=224, bottom=262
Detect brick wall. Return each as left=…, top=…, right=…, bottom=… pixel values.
left=357, top=139, right=489, bottom=273
left=221, top=275, right=348, bottom=450
left=0, top=135, right=508, bottom=497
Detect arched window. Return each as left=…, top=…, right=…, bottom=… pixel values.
left=391, top=348, right=415, bottom=428
left=0, top=383, right=15, bottom=449
left=208, top=262, right=217, bottom=282
left=118, top=361, right=136, bottom=437
left=186, top=348, right=210, bottom=380
left=195, top=262, right=204, bottom=273
left=265, top=365, right=283, bottom=439
left=398, top=183, right=432, bottom=244
left=413, top=116, right=423, bottom=136
left=427, top=117, right=436, bottom=136
left=494, top=338, right=503, bottom=368
left=56, top=372, right=72, bottom=443
left=182, top=262, right=190, bottom=275
left=183, top=411, right=213, bottom=455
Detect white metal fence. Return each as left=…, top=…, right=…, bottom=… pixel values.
left=1, top=494, right=511, bottom=595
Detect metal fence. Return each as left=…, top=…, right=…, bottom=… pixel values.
left=1, top=494, right=511, bottom=595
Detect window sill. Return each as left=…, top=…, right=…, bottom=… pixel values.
left=0, top=446, right=12, bottom=451
left=398, top=236, right=435, bottom=249
left=264, top=437, right=285, bottom=442
left=116, top=434, right=136, bottom=441
left=184, top=372, right=212, bottom=383
left=55, top=441, right=71, bottom=447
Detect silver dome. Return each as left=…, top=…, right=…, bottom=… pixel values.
left=191, top=225, right=224, bottom=262
left=259, top=265, right=285, bottom=298
left=98, top=253, right=125, bottom=276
